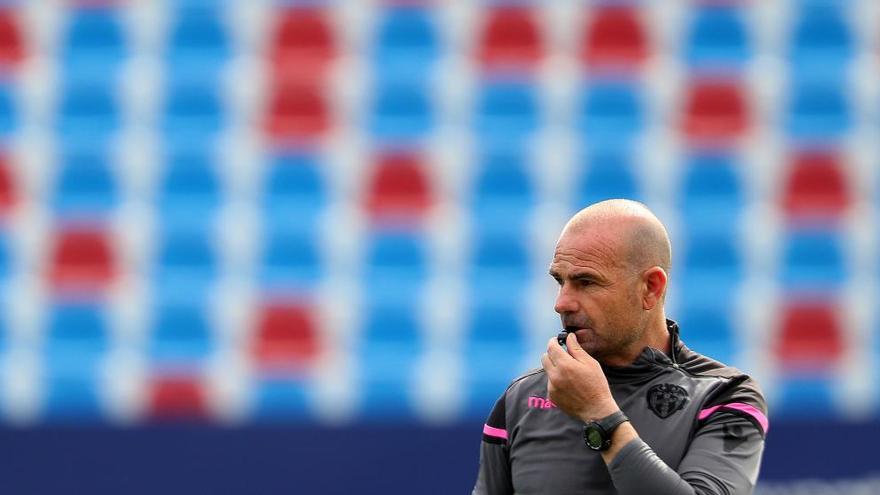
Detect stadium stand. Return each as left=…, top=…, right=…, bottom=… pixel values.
left=0, top=0, right=873, bottom=429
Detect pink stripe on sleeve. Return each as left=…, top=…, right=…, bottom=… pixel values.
left=483, top=424, right=508, bottom=440
left=698, top=402, right=769, bottom=433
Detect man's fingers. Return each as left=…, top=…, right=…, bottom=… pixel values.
left=541, top=352, right=553, bottom=372
left=565, top=332, right=591, bottom=362
left=566, top=333, right=602, bottom=369
left=546, top=336, right=570, bottom=363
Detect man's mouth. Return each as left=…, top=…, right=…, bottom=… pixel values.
left=563, top=325, right=594, bottom=341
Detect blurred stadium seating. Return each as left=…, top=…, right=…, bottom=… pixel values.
left=0, top=0, right=878, bottom=491
left=0, top=0, right=875, bottom=422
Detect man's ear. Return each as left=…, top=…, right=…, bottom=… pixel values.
left=642, top=267, right=668, bottom=310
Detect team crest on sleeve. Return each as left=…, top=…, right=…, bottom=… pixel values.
left=646, top=384, right=689, bottom=418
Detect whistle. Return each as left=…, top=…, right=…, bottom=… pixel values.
left=557, top=330, right=569, bottom=347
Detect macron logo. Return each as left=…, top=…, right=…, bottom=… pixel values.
left=528, top=396, right=557, bottom=409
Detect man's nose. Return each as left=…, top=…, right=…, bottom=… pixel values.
left=554, top=284, right=578, bottom=315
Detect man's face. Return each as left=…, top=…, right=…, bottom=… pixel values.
left=548, top=225, right=648, bottom=362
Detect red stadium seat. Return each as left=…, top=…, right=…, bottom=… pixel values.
left=252, top=301, right=319, bottom=373
left=775, top=300, right=843, bottom=371
left=270, top=7, right=336, bottom=83
left=782, top=151, right=850, bottom=220
left=49, top=226, right=116, bottom=292
left=147, top=375, right=209, bottom=420
left=364, top=152, right=434, bottom=224
left=680, top=79, right=750, bottom=143
left=477, top=6, right=543, bottom=72
left=264, top=83, right=331, bottom=144
left=580, top=6, right=648, bottom=71
left=0, top=154, right=17, bottom=219
left=0, top=8, right=23, bottom=72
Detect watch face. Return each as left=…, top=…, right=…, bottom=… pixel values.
left=586, top=426, right=604, bottom=449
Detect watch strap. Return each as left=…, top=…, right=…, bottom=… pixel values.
left=596, top=410, right=629, bottom=435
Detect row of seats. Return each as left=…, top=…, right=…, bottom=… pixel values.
left=281, top=4, right=860, bottom=72
left=0, top=77, right=857, bottom=144
left=32, top=372, right=318, bottom=422
left=263, top=78, right=859, bottom=145
left=0, top=291, right=868, bottom=421
left=0, top=219, right=854, bottom=298
left=1, top=296, right=317, bottom=421
left=13, top=287, right=848, bottom=369
left=0, top=7, right=862, bottom=142
left=4, top=298, right=316, bottom=363
left=0, top=4, right=857, bottom=68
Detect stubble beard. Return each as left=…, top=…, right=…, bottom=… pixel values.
left=581, top=319, right=645, bottom=365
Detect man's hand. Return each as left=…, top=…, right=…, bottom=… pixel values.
left=541, top=332, right=619, bottom=422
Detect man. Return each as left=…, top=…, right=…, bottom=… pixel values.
left=472, top=199, right=767, bottom=495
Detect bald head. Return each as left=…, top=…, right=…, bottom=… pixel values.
left=560, top=199, right=672, bottom=275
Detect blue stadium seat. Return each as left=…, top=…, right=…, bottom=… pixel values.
left=0, top=232, right=13, bottom=282
left=149, top=300, right=214, bottom=365
left=471, top=148, right=535, bottom=233
left=161, top=80, right=225, bottom=140
left=364, top=229, right=429, bottom=299
left=44, top=302, right=109, bottom=360
left=43, top=368, right=103, bottom=421
left=361, top=299, right=422, bottom=353
left=0, top=83, right=15, bottom=135
left=259, top=228, right=322, bottom=292
left=780, top=228, right=847, bottom=292
left=462, top=300, right=529, bottom=415
left=684, top=5, right=749, bottom=69
left=468, top=230, right=530, bottom=299
left=41, top=302, right=109, bottom=421
left=250, top=377, right=312, bottom=420
left=154, top=226, right=219, bottom=296
left=367, top=82, right=434, bottom=142
left=464, top=300, right=527, bottom=355
left=574, top=149, right=642, bottom=207
left=358, top=351, right=420, bottom=420
left=170, top=0, right=218, bottom=8
left=0, top=310, right=7, bottom=355
left=785, top=82, right=851, bottom=140
left=577, top=81, right=645, bottom=144
left=57, top=80, right=120, bottom=145
left=774, top=374, right=837, bottom=418
left=474, top=81, right=540, bottom=143
left=679, top=231, right=743, bottom=304
left=52, top=148, right=118, bottom=218
left=788, top=4, right=852, bottom=82
left=261, top=154, right=327, bottom=233
left=679, top=153, right=744, bottom=234
left=157, top=150, right=221, bottom=228
left=677, top=302, right=736, bottom=365
left=165, top=6, right=229, bottom=83
left=61, top=7, right=126, bottom=82
left=358, top=300, right=422, bottom=419
left=372, top=6, right=439, bottom=82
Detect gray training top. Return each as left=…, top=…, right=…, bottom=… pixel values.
left=473, top=320, right=768, bottom=495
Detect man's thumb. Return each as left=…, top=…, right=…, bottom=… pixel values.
left=566, top=332, right=591, bottom=361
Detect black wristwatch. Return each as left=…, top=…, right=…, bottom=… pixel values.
left=583, top=411, right=629, bottom=451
